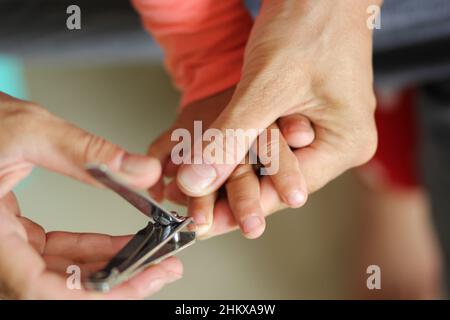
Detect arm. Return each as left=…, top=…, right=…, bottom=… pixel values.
left=132, top=0, right=253, bottom=107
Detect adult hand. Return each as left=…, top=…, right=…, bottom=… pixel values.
left=147, top=88, right=315, bottom=238
left=0, top=92, right=182, bottom=299
left=176, top=0, right=378, bottom=203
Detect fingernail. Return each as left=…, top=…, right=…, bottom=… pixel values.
left=286, top=190, right=306, bottom=207
left=190, top=212, right=212, bottom=235
left=121, top=154, right=159, bottom=176
left=242, top=216, right=263, bottom=235
left=177, top=164, right=217, bottom=194
left=285, top=118, right=310, bottom=133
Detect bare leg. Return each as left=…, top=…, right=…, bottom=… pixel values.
left=353, top=177, right=443, bottom=299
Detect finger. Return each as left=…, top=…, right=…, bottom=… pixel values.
left=0, top=228, right=104, bottom=299
left=148, top=176, right=165, bottom=203
left=278, top=114, right=315, bottom=148
left=43, top=232, right=132, bottom=263
left=19, top=217, right=46, bottom=254
left=225, top=163, right=265, bottom=239
left=0, top=193, right=27, bottom=240
left=147, top=130, right=175, bottom=200
left=187, top=192, right=217, bottom=236
left=0, top=192, right=21, bottom=217
left=0, top=193, right=42, bottom=299
left=21, top=258, right=180, bottom=299
left=201, top=198, right=238, bottom=240
left=176, top=97, right=279, bottom=197
left=43, top=255, right=108, bottom=278
left=202, top=177, right=286, bottom=239
left=103, top=257, right=183, bottom=299
left=42, top=256, right=182, bottom=299
left=250, top=136, right=375, bottom=211
left=0, top=229, right=46, bottom=299
left=259, top=175, right=288, bottom=214
left=23, top=271, right=103, bottom=299
left=164, top=180, right=188, bottom=205
left=293, top=140, right=359, bottom=194
left=0, top=193, right=177, bottom=300
left=147, top=129, right=174, bottom=164
left=262, top=124, right=307, bottom=208
left=0, top=164, right=34, bottom=199
left=164, top=160, right=179, bottom=178
left=1, top=100, right=161, bottom=190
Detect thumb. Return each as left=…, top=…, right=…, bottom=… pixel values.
left=176, top=97, right=278, bottom=197
left=3, top=103, right=161, bottom=190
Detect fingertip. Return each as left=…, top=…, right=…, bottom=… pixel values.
left=119, top=154, right=162, bottom=189
left=279, top=115, right=315, bottom=148
left=283, top=189, right=308, bottom=208
left=284, top=130, right=315, bottom=149
left=241, top=215, right=266, bottom=239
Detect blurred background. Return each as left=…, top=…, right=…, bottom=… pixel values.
left=1, top=0, right=450, bottom=299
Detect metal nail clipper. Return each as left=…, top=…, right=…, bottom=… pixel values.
left=84, top=164, right=196, bottom=292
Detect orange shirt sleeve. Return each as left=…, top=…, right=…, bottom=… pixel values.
left=131, top=0, right=253, bottom=107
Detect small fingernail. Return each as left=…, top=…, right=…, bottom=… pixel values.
left=177, top=164, right=217, bottom=194
left=285, top=120, right=308, bottom=133
left=121, top=154, right=159, bottom=176
left=286, top=190, right=306, bottom=207
left=242, top=216, right=264, bottom=235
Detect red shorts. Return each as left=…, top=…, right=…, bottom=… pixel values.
left=361, top=88, right=420, bottom=188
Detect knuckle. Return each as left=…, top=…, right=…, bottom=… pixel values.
left=79, top=133, right=124, bottom=166
left=18, top=102, right=50, bottom=117
left=1, top=102, right=48, bottom=130
left=352, top=124, right=378, bottom=166
left=0, top=102, right=54, bottom=151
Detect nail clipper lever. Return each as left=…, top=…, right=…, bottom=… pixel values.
left=84, top=164, right=195, bottom=292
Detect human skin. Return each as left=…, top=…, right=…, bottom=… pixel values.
left=0, top=92, right=182, bottom=299
left=354, top=176, right=443, bottom=299
left=147, top=87, right=315, bottom=239
left=152, top=0, right=381, bottom=238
